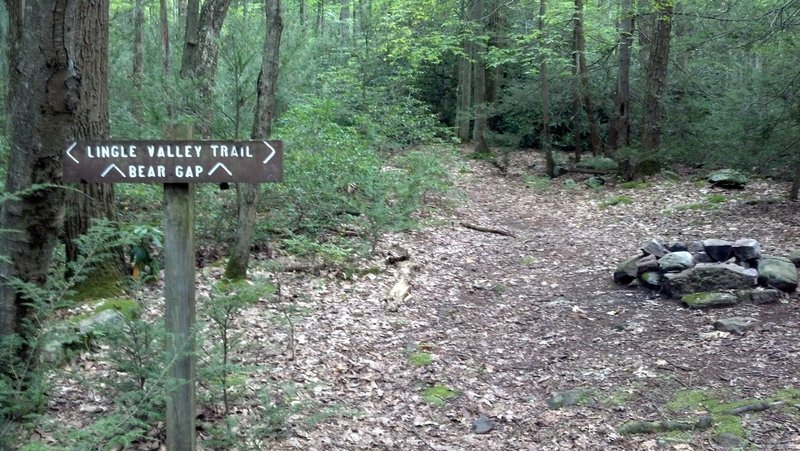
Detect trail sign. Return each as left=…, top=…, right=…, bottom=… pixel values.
left=63, top=140, right=283, bottom=183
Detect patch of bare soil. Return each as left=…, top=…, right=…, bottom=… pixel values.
left=42, top=150, right=800, bottom=450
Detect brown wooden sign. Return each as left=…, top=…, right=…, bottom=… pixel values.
left=63, top=140, right=283, bottom=183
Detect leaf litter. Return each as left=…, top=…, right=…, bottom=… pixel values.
left=40, top=149, right=800, bottom=450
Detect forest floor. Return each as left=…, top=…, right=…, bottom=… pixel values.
left=41, top=149, right=800, bottom=450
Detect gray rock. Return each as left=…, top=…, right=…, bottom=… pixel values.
left=703, top=239, right=733, bottom=262
left=682, top=291, right=740, bottom=308
left=687, top=241, right=705, bottom=253
left=472, top=415, right=494, bottom=434
left=78, top=309, right=125, bottom=335
left=668, top=241, right=688, bottom=252
left=614, top=255, right=643, bottom=284
left=547, top=388, right=591, bottom=409
left=658, top=251, right=696, bottom=272
left=713, top=432, right=747, bottom=449
left=661, top=263, right=757, bottom=298
left=708, top=169, right=747, bottom=189
left=736, top=288, right=783, bottom=304
left=692, top=251, right=713, bottom=263
left=713, top=317, right=761, bottom=335
left=789, top=250, right=800, bottom=267
left=732, top=238, right=761, bottom=261
left=639, top=271, right=661, bottom=289
left=641, top=239, right=668, bottom=258
left=635, top=254, right=659, bottom=275
left=757, top=256, right=798, bottom=292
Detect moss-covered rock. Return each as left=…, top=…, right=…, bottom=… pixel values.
left=682, top=291, right=740, bottom=308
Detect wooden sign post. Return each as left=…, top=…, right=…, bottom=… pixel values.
left=64, top=129, right=283, bottom=450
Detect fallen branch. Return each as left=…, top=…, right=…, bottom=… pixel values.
left=460, top=221, right=517, bottom=238
left=618, top=416, right=713, bottom=435
left=727, top=401, right=784, bottom=416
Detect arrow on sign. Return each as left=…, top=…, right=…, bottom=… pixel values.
left=208, top=163, right=233, bottom=176
left=101, top=164, right=126, bottom=178
left=66, top=142, right=79, bottom=164
left=262, top=141, right=277, bottom=164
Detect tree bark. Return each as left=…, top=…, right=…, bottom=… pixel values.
left=0, top=1, right=72, bottom=338
left=226, top=0, right=284, bottom=280
left=574, top=0, right=602, bottom=156
left=641, top=0, right=673, bottom=155
left=315, top=0, right=325, bottom=36
left=609, top=0, right=634, bottom=151
left=63, top=0, right=126, bottom=281
left=180, top=0, right=234, bottom=138
left=455, top=0, right=473, bottom=143
left=181, top=0, right=200, bottom=78
left=471, top=0, right=489, bottom=155
left=133, top=0, right=145, bottom=118
left=539, top=0, right=554, bottom=177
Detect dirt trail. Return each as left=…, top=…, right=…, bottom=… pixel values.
left=266, top=151, right=800, bottom=450
left=44, top=150, right=800, bottom=450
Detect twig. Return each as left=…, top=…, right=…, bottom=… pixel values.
left=727, top=401, right=784, bottom=416
left=460, top=221, right=517, bottom=238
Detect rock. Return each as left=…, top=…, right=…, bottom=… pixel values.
left=713, top=432, right=747, bottom=450
left=667, top=241, right=688, bottom=252
left=687, top=241, right=705, bottom=253
left=78, top=309, right=125, bottom=335
left=736, top=288, right=783, bottom=304
left=757, top=256, right=798, bottom=292
left=585, top=176, right=606, bottom=188
left=682, top=291, right=740, bottom=308
left=708, top=169, right=747, bottom=189
left=635, top=254, right=659, bottom=275
left=692, top=251, right=713, bottom=263
left=713, top=317, right=761, bottom=335
left=562, top=179, right=578, bottom=189
left=639, top=271, right=661, bottom=290
left=472, top=415, right=494, bottom=434
left=658, top=251, right=696, bottom=272
left=547, top=388, right=591, bottom=409
left=789, top=250, right=800, bottom=267
left=641, top=239, right=668, bottom=258
left=732, top=238, right=761, bottom=262
left=614, top=255, right=643, bottom=284
left=703, top=239, right=733, bottom=262
left=661, top=263, right=757, bottom=298
left=553, top=165, right=568, bottom=177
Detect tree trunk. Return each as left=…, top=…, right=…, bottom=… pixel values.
left=161, top=0, right=174, bottom=119
left=574, top=0, right=602, bottom=156
left=0, top=0, right=74, bottom=341
left=181, top=0, right=200, bottom=78
left=539, top=0, right=554, bottom=177
left=471, top=0, right=489, bottom=155
left=455, top=0, right=472, bottom=142
left=181, top=0, right=234, bottom=138
left=791, top=169, right=800, bottom=201
left=63, top=0, right=125, bottom=282
left=572, top=5, right=583, bottom=162
left=456, top=52, right=473, bottom=142
left=315, top=0, right=325, bottom=36
left=641, top=1, right=673, bottom=155
left=609, top=0, right=634, bottom=151
left=225, top=0, right=284, bottom=280
left=133, top=0, right=144, bottom=119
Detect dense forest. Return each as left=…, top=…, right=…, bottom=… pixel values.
left=0, top=0, right=799, bottom=449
